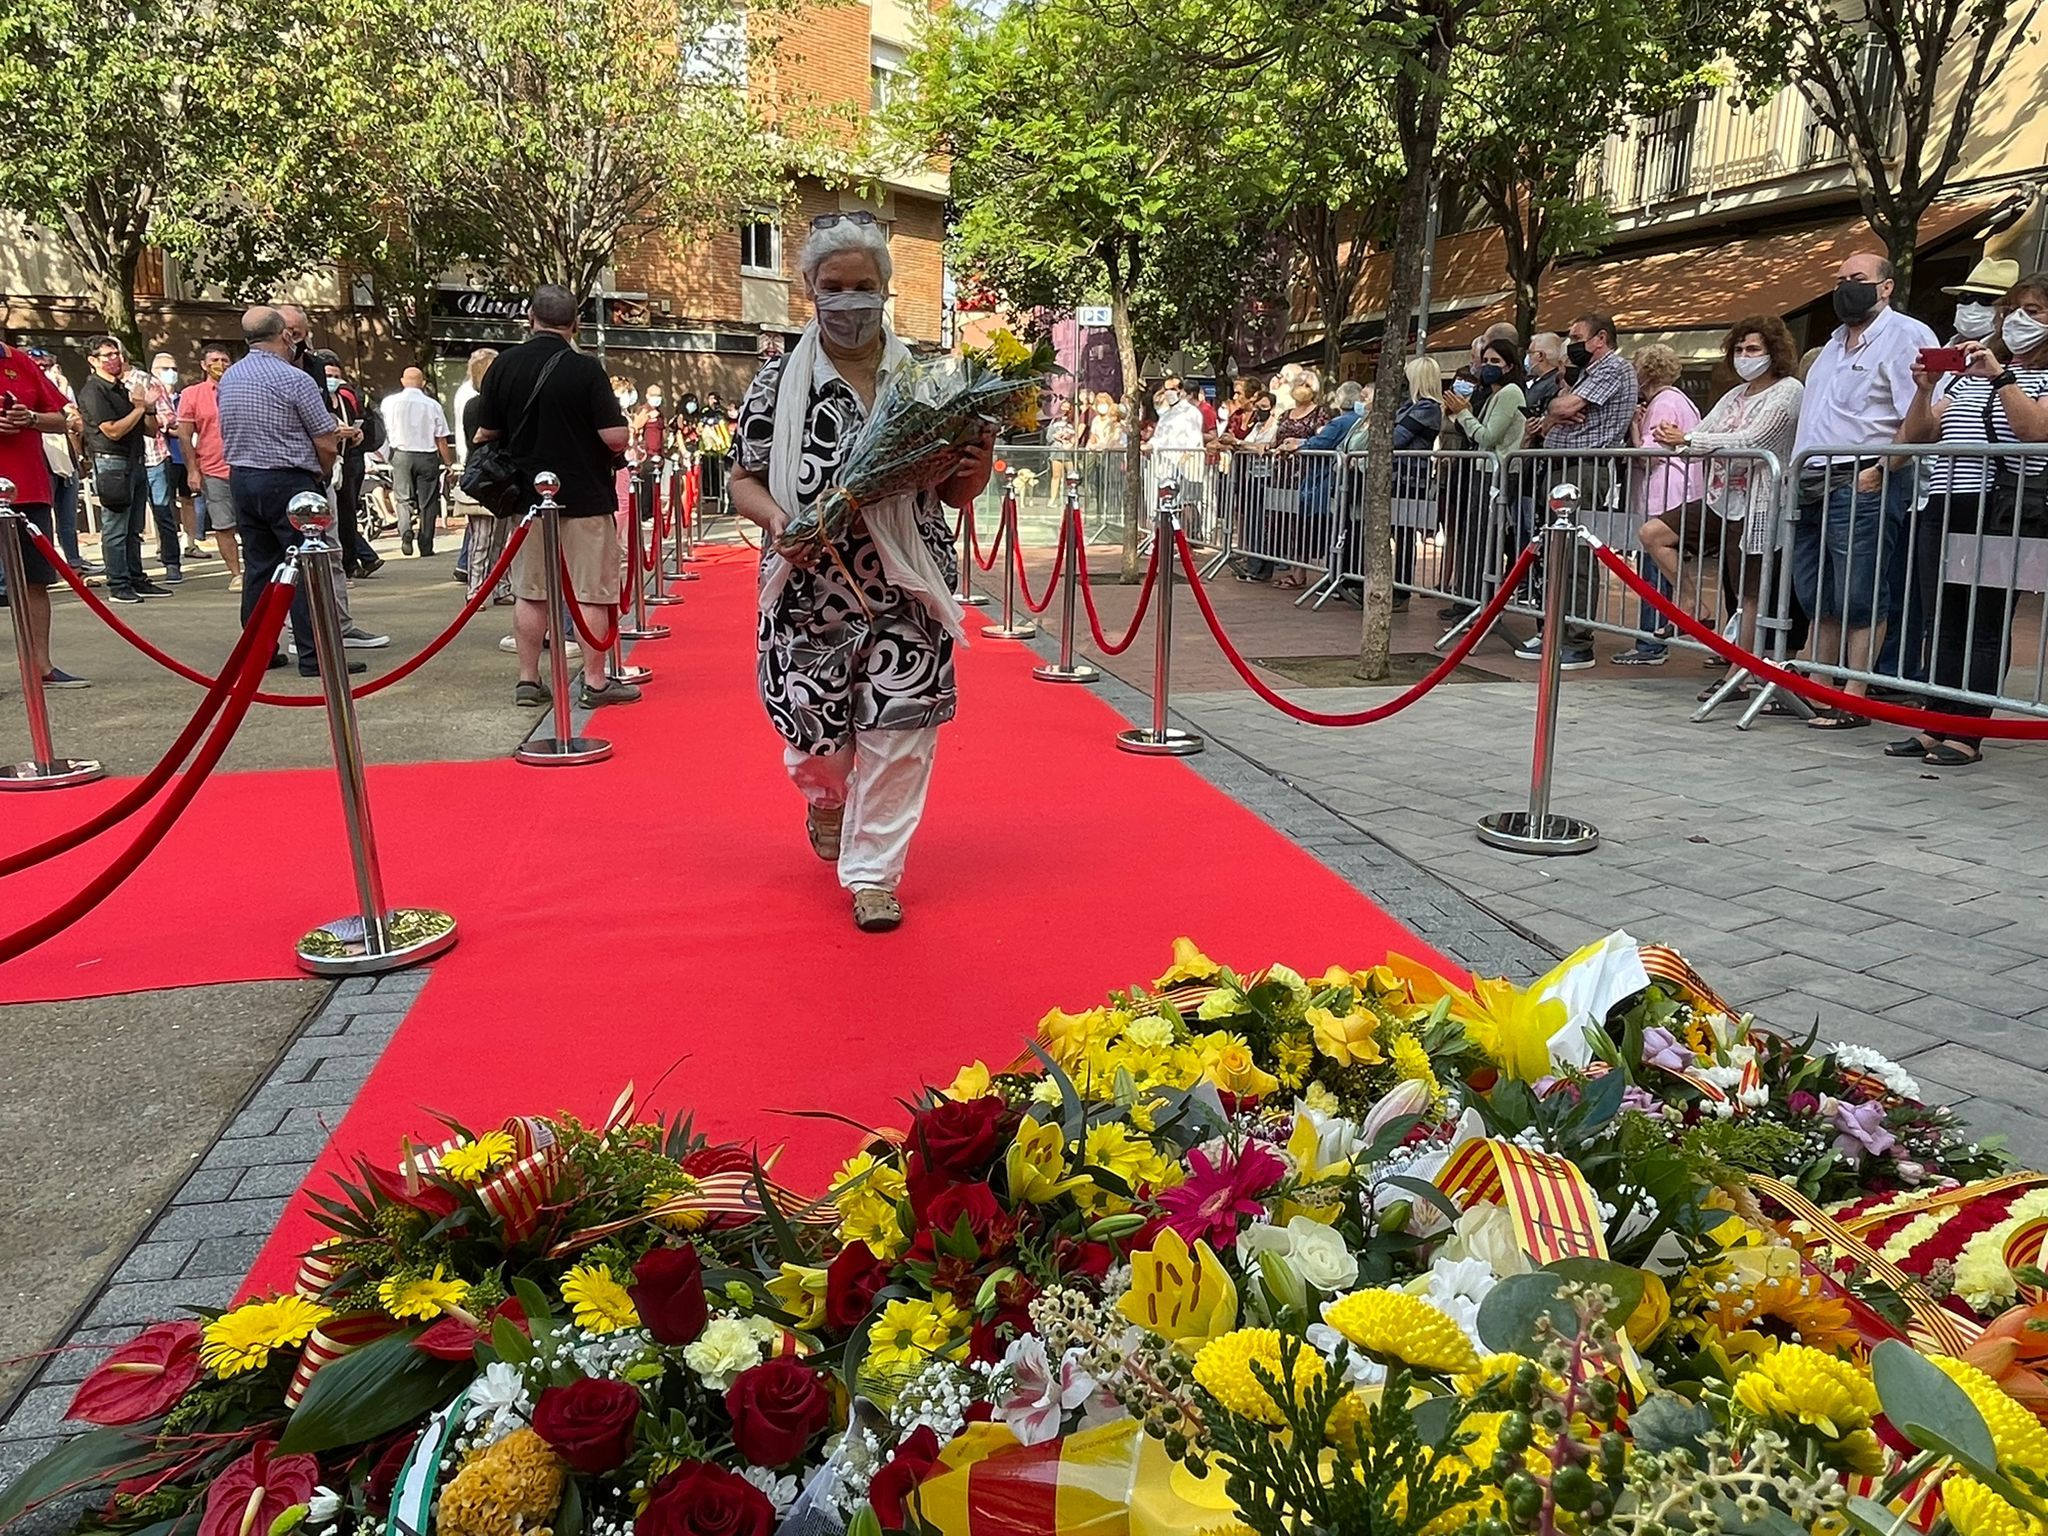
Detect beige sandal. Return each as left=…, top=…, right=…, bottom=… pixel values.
left=851, top=887, right=902, bottom=932
left=807, top=805, right=844, bottom=861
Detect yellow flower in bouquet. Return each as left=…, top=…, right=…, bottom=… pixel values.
left=438, top=1130, right=516, bottom=1184
left=768, top=1263, right=829, bottom=1332
left=1197, top=1033, right=1281, bottom=1100
left=1120, top=1227, right=1237, bottom=1345
left=866, top=1296, right=968, bottom=1380
left=944, top=1060, right=993, bottom=1100
left=1463, top=976, right=1567, bottom=1084
left=1932, top=1357, right=2048, bottom=1467
left=1324, top=1289, right=1480, bottom=1375
left=1273, top=1031, right=1315, bottom=1089
left=1194, top=1328, right=1327, bottom=1426
left=378, top=1264, right=471, bottom=1321
left=1731, top=1345, right=1883, bottom=1472
left=560, top=1264, right=639, bottom=1334
left=1007, top=1115, right=1088, bottom=1204
left=1083, top=1122, right=1181, bottom=1202
left=1308, top=1004, right=1383, bottom=1068
left=1039, top=1005, right=1111, bottom=1069
left=200, top=1294, right=333, bottom=1378
left=1157, top=937, right=1222, bottom=988
left=832, top=1151, right=910, bottom=1259
left=1945, top=1477, right=2048, bottom=1536
left=438, top=1428, right=564, bottom=1536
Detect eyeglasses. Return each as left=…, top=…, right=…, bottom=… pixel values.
left=810, top=210, right=879, bottom=230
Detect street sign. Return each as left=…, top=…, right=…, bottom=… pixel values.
left=1075, top=305, right=1112, bottom=328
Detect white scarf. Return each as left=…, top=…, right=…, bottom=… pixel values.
left=759, top=322, right=966, bottom=640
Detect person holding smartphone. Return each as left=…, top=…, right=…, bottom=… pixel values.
left=0, top=330, right=91, bottom=685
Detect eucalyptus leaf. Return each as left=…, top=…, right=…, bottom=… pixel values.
left=1869, top=1339, right=1998, bottom=1474
left=1410, top=1393, right=1463, bottom=1449
left=1841, top=1496, right=1916, bottom=1536
left=1627, top=1392, right=1716, bottom=1458
left=1475, top=1272, right=1575, bottom=1355
left=1542, top=1257, right=1645, bottom=1321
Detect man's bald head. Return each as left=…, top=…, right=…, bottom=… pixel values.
left=242, top=306, right=285, bottom=343
left=401, top=366, right=426, bottom=390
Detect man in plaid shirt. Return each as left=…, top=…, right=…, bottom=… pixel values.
left=217, top=306, right=342, bottom=675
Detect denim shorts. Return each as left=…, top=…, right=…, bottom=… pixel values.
left=1792, top=479, right=1899, bottom=623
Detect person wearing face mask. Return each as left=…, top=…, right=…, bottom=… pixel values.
left=1893, top=271, right=2048, bottom=764
left=137, top=353, right=190, bottom=583
left=697, top=389, right=734, bottom=508
left=1267, top=369, right=1331, bottom=588
left=1941, top=259, right=2017, bottom=349
left=729, top=212, right=994, bottom=934
left=1442, top=335, right=1527, bottom=616
left=173, top=344, right=247, bottom=588
left=1147, top=374, right=1206, bottom=516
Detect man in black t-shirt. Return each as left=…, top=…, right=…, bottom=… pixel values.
left=475, top=285, right=631, bottom=709
left=75, top=336, right=174, bottom=603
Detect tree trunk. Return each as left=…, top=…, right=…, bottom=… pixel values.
left=1108, top=252, right=1145, bottom=583
left=1357, top=50, right=1450, bottom=681
left=1320, top=320, right=1344, bottom=389
left=1514, top=271, right=1540, bottom=342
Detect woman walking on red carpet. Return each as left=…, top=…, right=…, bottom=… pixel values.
left=729, top=215, right=995, bottom=933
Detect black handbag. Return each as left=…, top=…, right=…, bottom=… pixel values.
left=92, top=455, right=134, bottom=509
left=459, top=352, right=564, bottom=514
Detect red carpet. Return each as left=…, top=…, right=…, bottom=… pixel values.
left=0, top=550, right=1446, bottom=1294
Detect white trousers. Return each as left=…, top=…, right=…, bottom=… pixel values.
left=784, top=727, right=939, bottom=892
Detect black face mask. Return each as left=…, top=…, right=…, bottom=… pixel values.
left=1833, top=280, right=1881, bottom=324
left=1565, top=340, right=1593, bottom=369
left=1478, top=363, right=1505, bottom=386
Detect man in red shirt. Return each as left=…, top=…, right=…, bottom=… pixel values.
left=0, top=330, right=89, bottom=686
left=173, top=343, right=245, bottom=586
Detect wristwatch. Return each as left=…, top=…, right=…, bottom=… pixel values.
left=1993, top=368, right=2020, bottom=390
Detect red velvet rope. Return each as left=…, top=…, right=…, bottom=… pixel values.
left=1174, top=531, right=1539, bottom=727
left=0, top=583, right=292, bottom=877
left=1590, top=542, right=2048, bottom=739
left=558, top=558, right=622, bottom=650
left=0, top=585, right=290, bottom=964
left=30, top=520, right=529, bottom=706
left=1009, top=506, right=1070, bottom=614
left=968, top=504, right=1004, bottom=572
left=1075, top=537, right=1161, bottom=656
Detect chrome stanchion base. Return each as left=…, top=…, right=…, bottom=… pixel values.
left=665, top=566, right=701, bottom=583
left=296, top=908, right=458, bottom=976
left=645, top=590, right=684, bottom=606
left=1116, top=726, right=1203, bottom=756
left=0, top=757, right=106, bottom=790
left=516, top=736, right=614, bottom=767
left=1476, top=810, right=1600, bottom=856
left=619, top=623, right=670, bottom=641
left=959, top=592, right=991, bottom=607
left=1033, top=661, right=1099, bottom=684
left=986, top=620, right=1039, bottom=640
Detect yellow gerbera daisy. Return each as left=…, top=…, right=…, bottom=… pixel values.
left=200, top=1294, right=333, bottom=1377
left=865, top=1297, right=966, bottom=1379
left=437, top=1130, right=516, bottom=1184
left=1193, top=1328, right=1327, bottom=1426
left=378, top=1264, right=471, bottom=1321
left=1323, top=1289, right=1479, bottom=1375
left=559, top=1264, right=639, bottom=1334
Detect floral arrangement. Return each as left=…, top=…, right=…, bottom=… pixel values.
left=775, top=329, right=1056, bottom=560
left=7, top=931, right=2046, bottom=1536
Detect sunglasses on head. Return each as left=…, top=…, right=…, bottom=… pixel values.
left=810, top=210, right=879, bottom=230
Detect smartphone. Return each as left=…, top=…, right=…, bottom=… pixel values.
left=1919, top=346, right=1968, bottom=375
left=0, top=390, right=17, bottom=412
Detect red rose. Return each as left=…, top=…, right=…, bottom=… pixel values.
left=630, top=1244, right=710, bottom=1347
left=825, top=1241, right=890, bottom=1332
left=906, top=1181, right=1014, bottom=1265
left=637, top=1461, right=773, bottom=1536
left=532, top=1377, right=642, bottom=1474
left=1054, top=1237, right=1115, bottom=1283
left=67, top=1321, right=203, bottom=1425
left=905, top=1096, right=1013, bottom=1207
left=868, top=1425, right=943, bottom=1527
left=725, top=1355, right=832, bottom=1466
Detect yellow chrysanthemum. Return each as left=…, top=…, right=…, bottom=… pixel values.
left=1272, top=1032, right=1315, bottom=1089
left=1390, top=1034, right=1437, bottom=1087
left=1323, top=1289, right=1479, bottom=1374
left=832, top=1152, right=911, bottom=1258
left=1084, top=1121, right=1178, bottom=1197
left=1326, top=1387, right=1376, bottom=1447
left=1933, top=1357, right=2048, bottom=1469
left=1156, top=937, right=1222, bottom=987
left=1732, top=1345, right=1878, bottom=1445
left=1945, top=1477, right=2048, bottom=1536
left=1308, top=1005, right=1383, bottom=1068
left=1453, top=1351, right=1557, bottom=1397
left=437, top=1428, right=565, bottom=1536
left=1193, top=1328, right=1327, bottom=1425
left=560, top=1264, right=639, bottom=1334
left=200, top=1294, right=333, bottom=1378
left=437, top=1130, right=516, bottom=1184
left=378, top=1264, right=471, bottom=1321
left=866, top=1297, right=967, bottom=1379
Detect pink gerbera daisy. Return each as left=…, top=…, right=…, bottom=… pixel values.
left=1157, top=1141, right=1287, bottom=1247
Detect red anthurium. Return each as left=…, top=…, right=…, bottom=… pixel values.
left=67, top=1321, right=203, bottom=1425
left=360, top=1157, right=461, bottom=1220
left=198, top=1442, right=320, bottom=1536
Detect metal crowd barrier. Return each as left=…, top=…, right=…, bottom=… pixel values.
left=975, top=446, right=1230, bottom=556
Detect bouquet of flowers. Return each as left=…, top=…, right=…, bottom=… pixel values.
left=776, top=329, right=1055, bottom=561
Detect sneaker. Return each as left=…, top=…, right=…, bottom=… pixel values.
left=342, top=627, right=390, bottom=649
left=227, top=576, right=243, bottom=593
left=851, top=887, right=903, bottom=933
left=134, top=579, right=175, bottom=597
left=107, top=588, right=144, bottom=605
left=577, top=678, right=642, bottom=708
left=359, top=557, right=385, bottom=576
left=183, top=542, right=207, bottom=559
left=1611, top=647, right=1668, bottom=667
left=300, top=659, right=369, bottom=677
left=78, top=560, right=105, bottom=576
left=514, top=680, right=550, bottom=708
left=268, top=654, right=290, bottom=670
left=1513, top=636, right=1596, bottom=671
left=42, top=668, right=90, bottom=689
left=162, top=569, right=187, bottom=584
left=1512, top=636, right=1544, bottom=661
left=498, top=634, right=581, bottom=659
left=401, top=541, right=414, bottom=557
left=807, top=805, right=845, bottom=861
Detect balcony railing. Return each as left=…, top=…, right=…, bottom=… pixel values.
left=1579, top=44, right=1898, bottom=215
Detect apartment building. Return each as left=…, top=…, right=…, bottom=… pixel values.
left=0, top=0, right=947, bottom=400
left=1311, top=36, right=2048, bottom=375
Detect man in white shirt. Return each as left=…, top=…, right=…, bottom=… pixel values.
left=1147, top=375, right=1206, bottom=512
left=1788, top=251, right=1937, bottom=726
left=379, top=367, right=455, bottom=557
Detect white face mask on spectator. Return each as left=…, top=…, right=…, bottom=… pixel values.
left=2002, top=310, right=2048, bottom=355
left=1954, top=302, right=1998, bottom=341
left=1733, top=354, right=1772, bottom=382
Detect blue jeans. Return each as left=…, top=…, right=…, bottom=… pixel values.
left=232, top=466, right=319, bottom=660
left=93, top=453, right=145, bottom=594
left=50, top=471, right=83, bottom=566
left=1793, top=472, right=1911, bottom=627
left=145, top=460, right=183, bottom=574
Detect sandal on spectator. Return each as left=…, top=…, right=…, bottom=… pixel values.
left=1806, top=709, right=1868, bottom=730
left=1922, top=743, right=1982, bottom=766
left=1697, top=682, right=1750, bottom=702
left=1883, top=737, right=1934, bottom=757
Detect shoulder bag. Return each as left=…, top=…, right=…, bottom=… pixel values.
left=460, top=351, right=565, bottom=514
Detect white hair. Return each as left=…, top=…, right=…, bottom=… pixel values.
left=1330, top=380, right=1365, bottom=411
left=798, top=218, right=893, bottom=291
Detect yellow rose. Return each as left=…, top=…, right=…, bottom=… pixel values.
left=1207, top=1042, right=1280, bottom=1101
left=1308, top=1005, right=1383, bottom=1068
left=944, top=1060, right=993, bottom=1100
left=1040, top=1006, right=1108, bottom=1067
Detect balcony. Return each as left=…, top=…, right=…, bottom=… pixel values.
left=1578, top=44, right=1898, bottom=226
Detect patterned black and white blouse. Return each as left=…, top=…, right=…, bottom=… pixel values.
left=737, top=353, right=960, bottom=756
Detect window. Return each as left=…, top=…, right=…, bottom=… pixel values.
left=870, top=40, right=906, bottom=114
left=740, top=217, right=782, bottom=276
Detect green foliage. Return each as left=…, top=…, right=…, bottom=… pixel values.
left=277, top=1330, right=464, bottom=1454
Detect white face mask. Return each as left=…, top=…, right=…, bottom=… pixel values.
left=1733, top=353, right=1772, bottom=382
left=2002, top=310, right=2048, bottom=355
left=1954, top=302, right=1998, bottom=341
left=814, top=288, right=885, bottom=350
left=617, top=389, right=638, bottom=408
left=646, top=394, right=664, bottom=409
left=155, top=368, right=179, bottom=388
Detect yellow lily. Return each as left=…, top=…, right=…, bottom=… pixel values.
left=1005, top=1115, right=1089, bottom=1203
left=1118, top=1227, right=1238, bottom=1346
left=766, top=1263, right=829, bottom=1332
left=1463, top=975, right=1568, bottom=1082
left=944, top=1060, right=993, bottom=1100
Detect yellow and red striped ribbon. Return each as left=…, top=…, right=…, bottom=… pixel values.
left=284, top=1312, right=398, bottom=1408
left=1433, top=1137, right=1611, bottom=1264
left=2005, top=1216, right=2048, bottom=1304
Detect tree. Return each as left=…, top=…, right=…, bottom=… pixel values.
left=893, top=0, right=1262, bottom=576
left=1730, top=0, right=2043, bottom=300
left=1131, top=223, right=1290, bottom=384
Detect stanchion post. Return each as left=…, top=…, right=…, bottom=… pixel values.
left=646, top=457, right=684, bottom=606
left=1477, top=486, right=1598, bottom=854
left=986, top=468, right=1038, bottom=640
left=285, top=491, right=458, bottom=974
left=0, top=478, right=105, bottom=789
left=515, top=473, right=613, bottom=767
left=617, top=479, right=669, bottom=647
left=955, top=496, right=990, bottom=608
left=665, top=454, right=700, bottom=583
left=1116, top=484, right=1203, bottom=756
left=1033, top=479, right=1098, bottom=684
